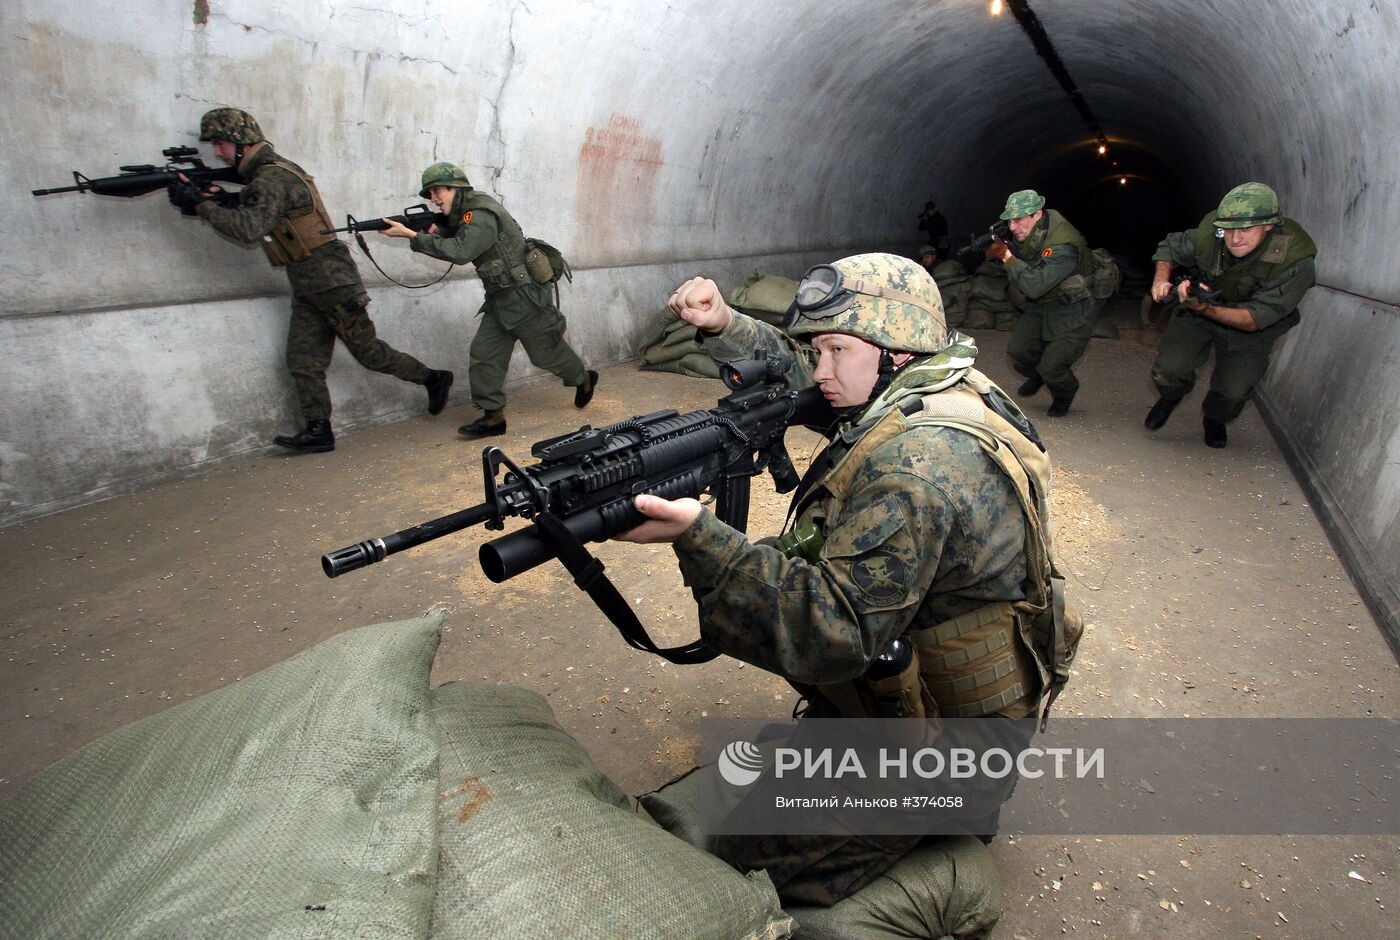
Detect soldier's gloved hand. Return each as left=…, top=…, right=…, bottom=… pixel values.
left=668, top=276, right=734, bottom=333
left=984, top=240, right=1011, bottom=262
left=167, top=178, right=206, bottom=212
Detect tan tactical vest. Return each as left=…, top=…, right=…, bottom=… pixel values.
left=451, top=190, right=533, bottom=292
left=813, top=371, right=1082, bottom=725
left=256, top=159, right=337, bottom=267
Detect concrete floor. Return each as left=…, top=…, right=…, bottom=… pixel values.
left=3, top=301, right=1397, bottom=938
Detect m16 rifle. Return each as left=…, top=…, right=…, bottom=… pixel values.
left=1169, top=270, right=1225, bottom=305
left=968, top=220, right=1012, bottom=254
left=322, top=204, right=453, bottom=288
left=31, top=146, right=241, bottom=215
left=322, top=350, right=832, bottom=663
left=319, top=204, right=446, bottom=236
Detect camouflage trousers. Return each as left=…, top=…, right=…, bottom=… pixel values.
left=1007, top=305, right=1095, bottom=401
left=470, top=285, right=587, bottom=412
left=287, top=288, right=431, bottom=421
left=1151, top=308, right=1279, bottom=424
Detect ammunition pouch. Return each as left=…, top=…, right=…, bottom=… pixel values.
left=475, top=247, right=532, bottom=292
left=1056, top=273, right=1092, bottom=305
left=256, top=160, right=336, bottom=267
left=913, top=603, right=1040, bottom=719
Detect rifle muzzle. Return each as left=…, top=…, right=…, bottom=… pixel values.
left=321, top=538, right=388, bottom=578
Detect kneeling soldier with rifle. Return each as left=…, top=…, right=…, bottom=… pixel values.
left=380, top=163, right=596, bottom=438
left=617, top=253, right=1081, bottom=905
left=178, top=107, right=453, bottom=453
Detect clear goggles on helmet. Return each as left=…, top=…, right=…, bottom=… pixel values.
left=788, top=264, right=939, bottom=325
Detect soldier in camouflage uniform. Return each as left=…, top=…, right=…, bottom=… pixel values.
left=172, top=108, right=453, bottom=453
left=985, top=189, right=1104, bottom=417
left=619, top=253, right=1073, bottom=906
left=1145, top=182, right=1317, bottom=448
left=382, top=163, right=595, bottom=438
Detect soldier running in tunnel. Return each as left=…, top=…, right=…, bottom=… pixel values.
left=1145, top=182, right=1318, bottom=448
left=381, top=163, right=597, bottom=438
left=172, top=108, right=453, bottom=454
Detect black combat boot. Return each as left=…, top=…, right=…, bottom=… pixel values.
left=273, top=419, right=335, bottom=453
left=1017, top=374, right=1044, bottom=396
left=459, top=410, right=507, bottom=438
left=1046, top=396, right=1074, bottom=417
left=424, top=370, right=454, bottom=415
left=1203, top=418, right=1228, bottom=448
left=1144, top=397, right=1181, bottom=431
left=574, top=370, right=599, bottom=409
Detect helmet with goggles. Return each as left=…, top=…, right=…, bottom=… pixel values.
left=786, top=252, right=947, bottom=354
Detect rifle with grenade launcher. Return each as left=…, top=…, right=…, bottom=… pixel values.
left=321, top=350, right=832, bottom=663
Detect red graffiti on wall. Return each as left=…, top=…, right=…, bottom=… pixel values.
left=576, top=114, right=663, bottom=255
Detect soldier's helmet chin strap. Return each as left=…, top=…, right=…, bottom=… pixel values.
left=868, top=347, right=898, bottom=400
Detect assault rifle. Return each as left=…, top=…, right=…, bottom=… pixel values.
left=1169, top=270, right=1224, bottom=305
left=968, top=220, right=1012, bottom=254
left=320, top=204, right=446, bottom=236
left=322, top=350, right=832, bottom=663
left=31, top=146, right=241, bottom=216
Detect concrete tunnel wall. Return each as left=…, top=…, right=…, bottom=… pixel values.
left=1, top=1, right=1397, bottom=643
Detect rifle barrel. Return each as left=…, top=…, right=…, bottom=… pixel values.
left=321, top=502, right=496, bottom=577
left=32, top=185, right=86, bottom=196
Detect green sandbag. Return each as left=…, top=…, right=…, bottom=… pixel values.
left=969, top=275, right=1009, bottom=303
left=640, top=352, right=723, bottom=380
left=636, top=307, right=679, bottom=353
left=430, top=683, right=793, bottom=940
left=659, top=318, right=704, bottom=347
left=0, top=615, right=445, bottom=940
left=644, top=340, right=698, bottom=365
left=734, top=305, right=792, bottom=327
left=639, top=765, right=1001, bottom=939
left=785, top=838, right=1002, bottom=940
left=728, top=272, right=799, bottom=314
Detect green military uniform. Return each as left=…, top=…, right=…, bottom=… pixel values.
left=665, top=254, right=1070, bottom=905
left=1149, top=213, right=1317, bottom=424
left=409, top=186, right=587, bottom=412
left=1001, top=204, right=1101, bottom=404
left=196, top=143, right=434, bottom=422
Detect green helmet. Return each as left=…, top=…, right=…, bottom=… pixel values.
left=419, top=162, right=471, bottom=198
left=999, top=189, right=1046, bottom=220
left=788, top=252, right=947, bottom=354
left=917, top=244, right=937, bottom=257
left=198, top=107, right=264, bottom=145
left=1213, top=182, right=1282, bottom=228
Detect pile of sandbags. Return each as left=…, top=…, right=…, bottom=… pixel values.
left=964, top=261, right=1019, bottom=331
left=932, top=260, right=972, bottom=329
left=637, top=270, right=800, bottom=381
left=637, top=307, right=721, bottom=380
left=725, top=271, right=799, bottom=326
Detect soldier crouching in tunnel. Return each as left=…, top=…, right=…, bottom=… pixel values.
left=380, top=162, right=597, bottom=439
left=617, top=253, right=1080, bottom=906
left=173, top=108, right=453, bottom=453
left=1145, top=182, right=1318, bottom=448
left=984, top=189, right=1109, bottom=418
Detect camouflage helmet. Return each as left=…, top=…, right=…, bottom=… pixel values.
left=787, top=252, right=947, bottom=354
left=419, top=162, right=471, bottom=198
left=198, top=107, right=264, bottom=145
left=999, top=188, right=1046, bottom=220
left=917, top=244, right=937, bottom=258
left=1213, top=182, right=1282, bottom=228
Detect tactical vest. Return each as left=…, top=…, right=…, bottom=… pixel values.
left=253, top=158, right=337, bottom=267
left=1191, top=214, right=1317, bottom=305
left=449, top=189, right=533, bottom=293
left=1011, top=210, right=1094, bottom=305
left=810, top=371, right=1082, bottom=724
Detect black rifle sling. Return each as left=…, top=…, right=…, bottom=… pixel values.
left=531, top=510, right=719, bottom=665
left=353, top=231, right=453, bottom=289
